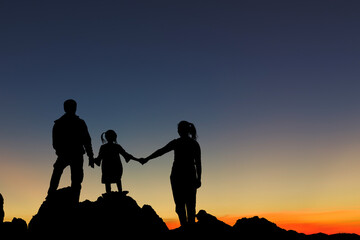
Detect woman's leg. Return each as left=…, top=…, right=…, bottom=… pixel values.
left=185, top=188, right=197, bottom=224
left=171, top=179, right=187, bottom=226
left=175, top=200, right=187, bottom=226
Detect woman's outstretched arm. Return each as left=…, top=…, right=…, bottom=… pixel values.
left=144, top=140, right=175, bottom=162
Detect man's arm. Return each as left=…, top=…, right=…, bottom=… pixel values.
left=82, top=121, right=93, bottom=157
left=81, top=120, right=94, bottom=167
left=52, top=123, right=60, bottom=155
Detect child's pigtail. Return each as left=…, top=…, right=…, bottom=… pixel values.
left=101, top=132, right=107, bottom=144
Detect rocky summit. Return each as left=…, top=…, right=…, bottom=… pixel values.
left=28, top=187, right=168, bottom=238
left=1, top=188, right=360, bottom=239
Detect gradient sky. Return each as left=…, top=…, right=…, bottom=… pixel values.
left=1, top=0, right=360, bottom=234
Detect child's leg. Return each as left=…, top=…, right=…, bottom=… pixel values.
left=105, top=183, right=111, bottom=193
left=116, top=181, right=122, bottom=192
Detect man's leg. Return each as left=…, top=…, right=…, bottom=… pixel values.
left=48, top=157, right=67, bottom=195
left=70, top=156, right=84, bottom=202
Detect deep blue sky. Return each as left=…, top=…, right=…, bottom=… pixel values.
left=1, top=1, right=360, bottom=231
left=1, top=0, right=360, bottom=147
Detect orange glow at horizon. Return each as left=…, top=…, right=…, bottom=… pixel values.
left=165, top=209, right=360, bottom=234
left=7, top=210, right=360, bottom=235
left=165, top=219, right=181, bottom=230
left=216, top=210, right=360, bottom=235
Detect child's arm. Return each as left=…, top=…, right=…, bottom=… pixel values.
left=123, top=154, right=136, bottom=163
left=117, top=144, right=137, bottom=163
left=126, top=155, right=140, bottom=163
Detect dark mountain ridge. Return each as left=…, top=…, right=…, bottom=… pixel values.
left=1, top=188, right=359, bottom=239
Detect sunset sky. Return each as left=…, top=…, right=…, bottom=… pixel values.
left=1, top=0, right=360, bottom=234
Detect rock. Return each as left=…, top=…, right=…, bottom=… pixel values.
left=196, top=210, right=233, bottom=234
left=0, top=193, right=28, bottom=238
left=0, top=217, right=27, bottom=238
left=141, top=204, right=168, bottom=233
left=12, top=188, right=360, bottom=239
left=29, top=188, right=168, bottom=238
left=233, top=216, right=303, bottom=240
left=169, top=209, right=234, bottom=238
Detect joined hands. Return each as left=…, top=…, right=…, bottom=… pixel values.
left=89, top=155, right=149, bottom=167
left=88, top=156, right=95, bottom=168
left=126, top=156, right=149, bottom=165
left=138, top=158, right=149, bottom=165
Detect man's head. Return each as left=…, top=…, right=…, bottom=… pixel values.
left=64, top=99, right=77, bottom=114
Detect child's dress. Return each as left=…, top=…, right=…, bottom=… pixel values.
left=96, top=143, right=132, bottom=184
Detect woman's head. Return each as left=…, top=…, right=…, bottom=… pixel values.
left=101, top=130, right=117, bottom=144
left=178, top=121, right=197, bottom=140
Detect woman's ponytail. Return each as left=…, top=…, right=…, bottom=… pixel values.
left=179, top=120, right=197, bottom=140
left=189, top=123, right=197, bottom=140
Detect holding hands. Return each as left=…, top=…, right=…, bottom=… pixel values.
left=90, top=155, right=149, bottom=167
left=138, top=157, right=149, bottom=165
left=124, top=155, right=149, bottom=165
left=88, top=156, right=95, bottom=168
left=126, top=155, right=147, bottom=164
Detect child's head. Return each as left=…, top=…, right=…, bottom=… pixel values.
left=101, top=130, right=117, bottom=144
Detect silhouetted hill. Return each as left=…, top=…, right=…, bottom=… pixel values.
left=28, top=187, right=168, bottom=238
left=1, top=188, right=359, bottom=239
left=170, top=211, right=360, bottom=240
left=0, top=217, right=27, bottom=238
left=233, top=215, right=304, bottom=240
left=0, top=193, right=28, bottom=238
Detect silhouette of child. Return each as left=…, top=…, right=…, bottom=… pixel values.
left=94, top=130, right=137, bottom=193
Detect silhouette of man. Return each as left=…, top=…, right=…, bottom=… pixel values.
left=47, top=99, right=94, bottom=202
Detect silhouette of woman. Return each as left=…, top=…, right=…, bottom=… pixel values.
left=94, top=130, right=138, bottom=193
left=142, top=121, right=202, bottom=226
